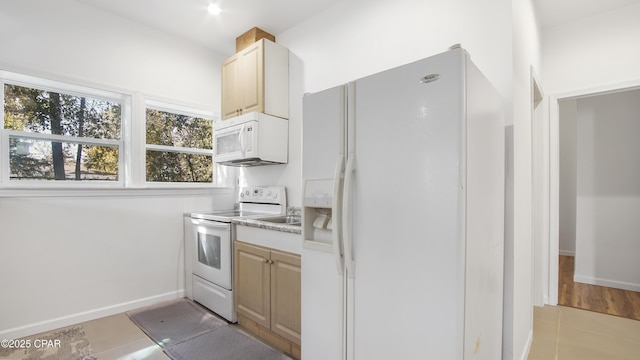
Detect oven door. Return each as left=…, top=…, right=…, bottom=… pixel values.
left=191, top=218, right=232, bottom=290
left=214, top=121, right=258, bottom=163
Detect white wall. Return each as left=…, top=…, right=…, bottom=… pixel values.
left=278, top=0, right=512, bottom=100
left=542, top=2, right=640, bottom=94
left=559, top=100, right=577, bottom=255
left=510, top=0, right=542, bottom=359
left=263, top=0, right=513, bottom=207
left=0, top=0, right=224, bottom=107
left=574, top=89, right=640, bottom=292
left=0, top=190, right=234, bottom=339
left=0, top=0, right=234, bottom=338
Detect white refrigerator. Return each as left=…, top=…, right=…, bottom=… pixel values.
left=301, top=48, right=505, bottom=360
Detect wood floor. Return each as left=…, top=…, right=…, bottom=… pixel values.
left=558, top=255, right=640, bottom=321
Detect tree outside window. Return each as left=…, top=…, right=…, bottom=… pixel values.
left=145, top=106, right=213, bottom=183
left=3, top=83, right=122, bottom=182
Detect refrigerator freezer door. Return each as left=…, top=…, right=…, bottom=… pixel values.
left=301, top=250, right=344, bottom=360
left=302, top=85, right=346, bottom=360
left=302, top=86, right=346, bottom=179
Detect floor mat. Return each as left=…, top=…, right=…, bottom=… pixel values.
left=127, top=298, right=291, bottom=360
left=127, top=298, right=226, bottom=347
left=165, top=326, right=290, bottom=360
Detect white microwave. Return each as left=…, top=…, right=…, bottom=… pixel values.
left=214, top=112, right=288, bottom=166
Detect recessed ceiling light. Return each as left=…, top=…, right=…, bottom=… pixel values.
left=207, top=4, right=221, bottom=15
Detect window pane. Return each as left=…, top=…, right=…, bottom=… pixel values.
left=4, top=83, right=121, bottom=140
left=9, top=138, right=119, bottom=181
left=146, top=150, right=212, bottom=183
left=146, top=109, right=212, bottom=149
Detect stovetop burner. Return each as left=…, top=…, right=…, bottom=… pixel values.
left=191, top=209, right=272, bottom=223
left=190, top=186, right=287, bottom=223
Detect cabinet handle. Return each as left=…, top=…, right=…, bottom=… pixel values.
left=264, top=259, right=274, bottom=265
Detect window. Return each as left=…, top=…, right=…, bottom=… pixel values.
left=145, top=101, right=214, bottom=184
left=0, top=71, right=216, bottom=190
left=1, top=74, right=125, bottom=186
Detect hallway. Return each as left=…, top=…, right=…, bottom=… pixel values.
left=558, top=255, right=640, bottom=321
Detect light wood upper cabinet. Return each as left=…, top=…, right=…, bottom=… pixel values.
left=239, top=44, right=262, bottom=114
left=221, top=55, right=242, bottom=120
left=221, top=39, right=289, bottom=120
left=234, top=240, right=301, bottom=346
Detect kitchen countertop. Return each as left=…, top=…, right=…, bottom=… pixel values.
left=232, top=218, right=302, bottom=234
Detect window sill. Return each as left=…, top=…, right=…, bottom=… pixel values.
left=0, top=186, right=234, bottom=198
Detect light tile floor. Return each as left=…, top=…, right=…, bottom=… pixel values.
left=528, top=305, right=640, bottom=360
left=80, top=313, right=169, bottom=360
left=19, top=304, right=640, bottom=360
left=34, top=307, right=278, bottom=360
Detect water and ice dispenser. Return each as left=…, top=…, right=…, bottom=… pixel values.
left=303, top=179, right=336, bottom=247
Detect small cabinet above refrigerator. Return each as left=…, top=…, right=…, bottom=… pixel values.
left=221, top=38, right=289, bottom=120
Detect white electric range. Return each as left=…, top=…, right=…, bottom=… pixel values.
left=186, top=186, right=286, bottom=322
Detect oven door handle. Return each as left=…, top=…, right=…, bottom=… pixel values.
left=191, top=218, right=231, bottom=230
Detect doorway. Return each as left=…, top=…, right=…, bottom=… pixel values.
left=558, top=254, right=640, bottom=320
left=549, top=84, right=640, bottom=320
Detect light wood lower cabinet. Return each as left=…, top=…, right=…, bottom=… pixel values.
left=234, top=241, right=301, bottom=357
left=234, top=241, right=271, bottom=329
left=269, top=249, right=301, bottom=344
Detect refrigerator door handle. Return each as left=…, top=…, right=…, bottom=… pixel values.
left=332, top=154, right=345, bottom=275
left=342, top=155, right=356, bottom=278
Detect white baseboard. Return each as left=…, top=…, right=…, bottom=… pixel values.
left=0, top=290, right=185, bottom=340
left=573, top=275, right=640, bottom=292
left=518, top=329, right=533, bottom=360
left=559, top=250, right=575, bottom=257
left=519, top=329, right=533, bottom=360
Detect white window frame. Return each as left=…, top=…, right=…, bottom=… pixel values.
left=144, top=99, right=216, bottom=188
left=0, top=71, right=130, bottom=188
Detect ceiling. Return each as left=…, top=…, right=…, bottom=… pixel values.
left=533, top=0, right=640, bottom=28
left=77, top=0, right=640, bottom=55
left=77, top=0, right=342, bottom=56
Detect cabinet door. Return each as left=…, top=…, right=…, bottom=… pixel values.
left=270, top=250, right=301, bottom=345
left=234, top=241, right=271, bottom=329
left=221, top=54, right=242, bottom=119
left=239, top=41, right=264, bottom=114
